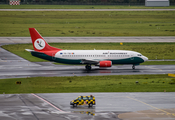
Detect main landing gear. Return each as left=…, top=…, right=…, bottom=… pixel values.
left=85, top=64, right=91, bottom=70
left=132, top=65, right=135, bottom=69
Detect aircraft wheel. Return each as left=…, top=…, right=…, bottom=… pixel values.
left=85, top=65, right=91, bottom=70
left=85, top=65, right=88, bottom=69
left=132, top=65, right=135, bottom=69
left=88, top=66, right=91, bottom=70
left=73, top=103, right=77, bottom=107
left=88, top=103, right=93, bottom=107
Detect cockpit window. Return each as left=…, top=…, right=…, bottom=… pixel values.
left=137, top=54, right=142, bottom=56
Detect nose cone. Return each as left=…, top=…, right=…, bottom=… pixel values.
left=143, top=56, right=148, bottom=61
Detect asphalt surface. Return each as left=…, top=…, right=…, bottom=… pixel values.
left=0, top=9, right=175, bottom=11
left=0, top=37, right=175, bottom=44
left=0, top=93, right=175, bottom=120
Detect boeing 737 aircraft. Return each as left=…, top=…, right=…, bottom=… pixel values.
left=26, top=28, right=148, bottom=70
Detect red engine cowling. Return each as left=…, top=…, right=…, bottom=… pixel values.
left=99, top=61, right=112, bottom=67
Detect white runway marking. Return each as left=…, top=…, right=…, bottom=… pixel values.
left=32, top=93, right=66, bottom=113
left=126, top=96, right=175, bottom=116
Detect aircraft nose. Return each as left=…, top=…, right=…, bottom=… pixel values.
left=143, top=56, right=148, bottom=61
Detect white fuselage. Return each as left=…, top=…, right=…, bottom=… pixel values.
left=54, top=50, right=148, bottom=64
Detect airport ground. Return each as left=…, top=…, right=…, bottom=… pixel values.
left=0, top=37, right=175, bottom=119
left=1, top=8, right=175, bottom=11
left=0, top=8, right=175, bottom=120
left=1, top=37, right=175, bottom=80
left=0, top=11, right=175, bottom=37
left=0, top=93, right=175, bottom=120
left=1, top=37, right=175, bottom=63
left=0, top=5, right=175, bottom=9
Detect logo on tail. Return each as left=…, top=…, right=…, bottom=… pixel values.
left=34, top=39, right=46, bottom=50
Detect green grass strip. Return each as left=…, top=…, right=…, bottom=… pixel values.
left=0, top=11, right=175, bottom=36
left=0, top=74, right=175, bottom=94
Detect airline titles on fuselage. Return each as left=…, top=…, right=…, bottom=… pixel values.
left=105, top=52, right=127, bottom=54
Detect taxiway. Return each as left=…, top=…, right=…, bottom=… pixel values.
left=0, top=37, right=175, bottom=44
left=1, top=9, right=175, bottom=11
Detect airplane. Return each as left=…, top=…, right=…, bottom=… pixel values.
left=26, top=28, right=148, bottom=70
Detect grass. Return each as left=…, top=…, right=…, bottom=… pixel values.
left=2, top=43, right=175, bottom=63
left=0, top=74, right=175, bottom=94
left=0, top=11, right=175, bottom=36
left=1, top=5, right=175, bottom=9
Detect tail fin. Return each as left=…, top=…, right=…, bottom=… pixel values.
left=29, top=28, right=61, bottom=51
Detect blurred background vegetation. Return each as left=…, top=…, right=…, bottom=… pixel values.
left=0, top=0, right=175, bottom=5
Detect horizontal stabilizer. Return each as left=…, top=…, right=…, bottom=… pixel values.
left=25, top=49, right=34, bottom=52
left=25, top=49, right=44, bottom=54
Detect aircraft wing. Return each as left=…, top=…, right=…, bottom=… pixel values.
left=81, top=59, right=99, bottom=64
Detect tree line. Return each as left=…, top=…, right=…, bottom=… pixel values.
left=1, top=0, right=175, bottom=5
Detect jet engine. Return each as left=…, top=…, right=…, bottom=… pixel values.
left=98, top=61, right=112, bottom=67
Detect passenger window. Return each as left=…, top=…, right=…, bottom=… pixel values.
left=137, top=54, right=142, bottom=56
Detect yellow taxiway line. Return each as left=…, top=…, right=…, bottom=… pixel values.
left=126, top=96, right=175, bottom=116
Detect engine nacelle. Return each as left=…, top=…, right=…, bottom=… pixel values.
left=98, top=61, right=112, bottom=67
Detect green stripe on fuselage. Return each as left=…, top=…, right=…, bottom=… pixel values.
left=111, top=57, right=144, bottom=64
left=31, top=52, right=144, bottom=65
left=31, top=52, right=81, bottom=64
